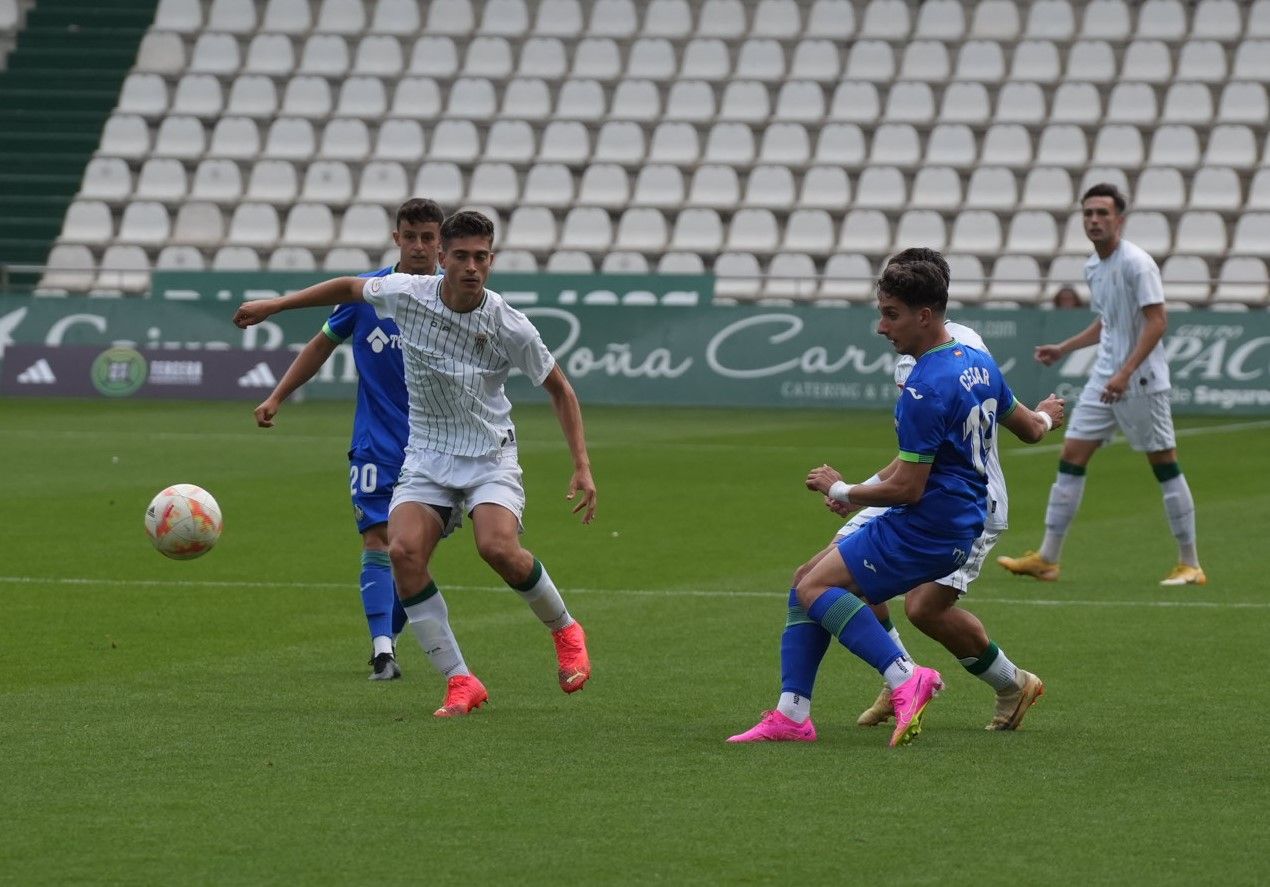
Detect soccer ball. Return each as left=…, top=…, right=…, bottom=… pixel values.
left=144, top=484, right=223, bottom=560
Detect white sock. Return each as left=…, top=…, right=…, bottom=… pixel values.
left=372, top=635, right=394, bottom=657
left=515, top=560, right=573, bottom=632
left=1040, top=472, right=1086, bottom=563
left=883, top=656, right=915, bottom=691
left=777, top=691, right=812, bottom=723
left=404, top=591, right=469, bottom=678
left=959, top=642, right=1019, bottom=692
left=887, top=626, right=913, bottom=662
left=1160, top=475, right=1199, bottom=566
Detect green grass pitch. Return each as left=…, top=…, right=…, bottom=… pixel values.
left=2, top=399, right=1267, bottom=885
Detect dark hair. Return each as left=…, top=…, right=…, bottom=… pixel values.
left=876, top=260, right=948, bottom=313
left=887, top=247, right=951, bottom=288
left=440, top=210, right=496, bottom=247
left=1081, top=183, right=1127, bottom=214
left=395, top=198, right=445, bottom=229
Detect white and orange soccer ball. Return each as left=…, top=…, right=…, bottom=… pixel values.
left=144, top=484, right=223, bottom=560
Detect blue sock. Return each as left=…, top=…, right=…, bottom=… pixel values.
left=806, top=586, right=904, bottom=673
left=781, top=589, right=831, bottom=697
left=360, top=550, right=397, bottom=640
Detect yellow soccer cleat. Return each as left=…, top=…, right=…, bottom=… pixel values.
left=856, top=683, right=894, bottom=726
left=1160, top=564, right=1207, bottom=586
left=996, top=550, right=1061, bottom=582
left=986, top=670, right=1045, bottom=731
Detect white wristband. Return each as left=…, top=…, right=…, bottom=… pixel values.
left=828, top=481, right=855, bottom=503
left=1038, top=411, right=1053, bottom=432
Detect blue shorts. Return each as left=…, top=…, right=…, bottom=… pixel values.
left=835, top=511, right=977, bottom=605
left=349, top=457, right=399, bottom=533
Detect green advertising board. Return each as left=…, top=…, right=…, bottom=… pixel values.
left=2, top=292, right=1268, bottom=414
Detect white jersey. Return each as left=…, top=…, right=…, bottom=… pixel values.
left=362, top=273, right=555, bottom=457
left=1083, top=239, right=1170, bottom=396
left=842, top=321, right=1008, bottom=535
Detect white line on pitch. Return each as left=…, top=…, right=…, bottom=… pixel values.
left=1, top=575, right=1265, bottom=609
left=1007, top=418, right=1270, bottom=457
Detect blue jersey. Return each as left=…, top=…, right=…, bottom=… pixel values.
left=321, top=265, right=408, bottom=470
left=890, top=339, right=1017, bottom=539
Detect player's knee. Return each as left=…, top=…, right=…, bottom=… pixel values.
left=387, top=536, right=422, bottom=572
left=904, top=593, right=939, bottom=628
left=476, top=536, right=520, bottom=574
left=793, top=583, right=821, bottom=612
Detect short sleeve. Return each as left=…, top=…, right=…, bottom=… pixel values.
left=323, top=303, right=356, bottom=342
left=894, top=381, right=945, bottom=463
left=500, top=304, right=555, bottom=386
left=1131, top=252, right=1165, bottom=309
left=361, top=272, right=412, bottom=320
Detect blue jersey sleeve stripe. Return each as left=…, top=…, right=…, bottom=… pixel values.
left=898, top=450, right=935, bottom=463
left=321, top=320, right=347, bottom=343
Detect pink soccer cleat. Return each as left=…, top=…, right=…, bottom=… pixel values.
left=552, top=621, right=591, bottom=693
left=726, top=710, right=817, bottom=743
left=434, top=674, right=489, bottom=717
left=889, top=667, right=944, bottom=747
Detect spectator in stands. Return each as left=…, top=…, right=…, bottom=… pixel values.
left=1052, top=286, right=1082, bottom=309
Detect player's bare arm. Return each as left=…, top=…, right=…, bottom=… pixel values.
left=1102, top=303, right=1167, bottom=403
left=254, top=332, right=339, bottom=428
left=1035, top=318, right=1103, bottom=366
left=232, top=277, right=366, bottom=329
left=1002, top=394, right=1066, bottom=444
left=541, top=364, right=597, bottom=524
left=806, top=459, right=933, bottom=509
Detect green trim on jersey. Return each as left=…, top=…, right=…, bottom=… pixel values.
left=1001, top=397, right=1019, bottom=417
left=924, top=339, right=960, bottom=357
left=898, top=450, right=936, bottom=463
left=321, top=320, right=346, bottom=344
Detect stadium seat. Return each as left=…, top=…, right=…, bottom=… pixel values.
left=613, top=208, right=668, bottom=251
left=1177, top=40, right=1229, bottom=83
left=950, top=211, right=1004, bottom=255
left=726, top=209, right=780, bottom=254
left=153, top=116, right=205, bottom=159
left=885, top=82, right=935, bottom=123
left=316, top=0, right=365, bottom=33
left=828, top=81, right=880, bottom=123
left=425, top=0, right=474, bottom=34
left=336, top=78, right=388, bottom=119
left=95, top=245, right=151, bottom=294
left=677, top=39, right=727, bottom=82
left=702, top=122, right=754, bottom=166
left=1065, top=40, right=1116, bottom=83
left=1082, top=0, right=1130, bottom=37
left=1203, top=125, right=1256, bottom=169
left=790, top=40, right=841, bottom=82
left=1192, top=0, right=1242, bottom=40
left=870, top=124, right=921, bottom=168
left=687, top=165, right=740, bottom=208
left=212, top=246, right=262, bottom=270
left=1006, top=211, right=1059, bottom=253
left=117, top=201, right=171, bottom=247
left=845, top=40, right=895, bottom=82
left=207, top=0, right=256, bottom=33
left=428, top=119, right=480, bottom=162
left=855, top=166, right=906, bottom=209
left=588, top=0, right=637, bottom=36
left=576, top=163, right=630, bottom=208
left=696, top=0, right=746, bottom=37
left=445, top=77, right=498, bottom=120
left=538, top=120, right=591, bottom=162
left=1092, top=125, right=1144, bottom=168
left=1106, top=83, right=1159, bottom=124
left=521, top=163, right=575, bottom=208
left=742, top=165, right=796, bottom=209
left=135, top=32, right=187, bottom=75
left=243, top=34, right=294, bottom=75
left=1188, top=166, right=1240, bottom=211
left=894, top=210, right=947, bottom=252
left=805, top=0, right=855, bottom=37
left=1009, top=40, right=1061, bottom=84
left=799, top=166, right=851, bottom=210
left=609, top=79, right=661, bottom=121
left=1025, top=0, right=1075, bottom=39
left=981, top=124, right=1033, bottom=168
left=479, top=0, right=528, bottom=35
left=713, top=252, right=762, bottom=298
left=517, top=38, right=566, bottom=79
left=389, top=77, right=441, bottom=118
left=783, top=210, right=835, bottom=254
left=919, top=0, right=967, bottom=39
left=496, top=250, right=538, bottom=271
left=899, top=41, right=951, bottom=82
left=534, top=0, right=583, bottom=35
left=299, top=35, right=349, bottom=76
left=758, top=123, right=810, bottom=165
left=1230, top=214, right=1270, bottom=257
left=461, top=37, right=513, bottom=79
left=245, top=160, right=299, bottom=204
left=227, top=203, right=281, bottom=244
left=356, top=161, right=409, bottom=205
left=774, top=81, right=825, bottom=122
left=763, top=253, right=819, bottom=299
left=354, top=36, right=405, bottom=75
left=280, top=76, right=333, bottom=119
left=225, top=76, right=277, bottom=118
left=1021, top=167, right=1074, bottom=209
left=947, top=254, right=987, bottom=300
left=753, top=0, right=801, bottom=37
left=1251, top=0, right=1270, bottom=36
left=319, top=119, right=370, bottom=161
left=262, top=0, right=311, bottom=32
left=558, top=207, right=612, bottom=251
left=657, top=251, right=705, bottom=274
left=1135, top=167, right=1186, bottom=210
left=414, top=161, right=464, bottom=206
left=188, top=33, right=239, bottom=75
left=955, top=40, right=1006, bottom=81
left=134, top=158, right=188, bottom=203
left=1233, top=42, right=1270, bottom=81
left=626, top=38, right=676, bottom=80
left=79, top=157, right=133, bottom=202
left=671, top=209, right=725, bottom=252
left=964, top=167, right=1017, bottom=208
left=665, top=80, right=717, bottom=122
left=925, top=124, right=977, bottom=169
left=988, top=255, right=1043, bottom=302
left=118, top=74, right=168, bottom=118
left=994, top=82, right=1043, bottom=124
left=1149, top=125, right=1203, bottom=169
left=154, top=0, right=202, bottom=33
left=820, top=253, right=875, bottom=301
left=573, top=38, right=622, bottom=80
left=300, top=161, right=353, bottom=205
left=270, top=246, right=319, bottom=271
left=1121, top=40, right=1172, bottom=82
left=1137, top=0, right=1187, bottom=39
left=814, top=124, right=867, bottom=167
left=942, top=82, right=992, bottom=124
left=1049, top=82, right=1101, bottom=124
left=338, top=204, right=391, bottom=249
left=1174, top=212, right=1228, bottom=256
left=283, top=204, right=336, bottom=247
left=408, top=36, right=458, bottom=78
left=1123, top=212, right=1172, bottom=255
left=838, top=209, right=890, bottom=254
left=1246, top=169, right=1270, bottom=210
left=263, top=118, right=315, bottom=160
left=207, top=117, right=261, bottom=159
left=544, top=250, right=594, bottom=273
left=170, top=201, right=225, bottom=247
left=1215, top=257, right=1269, bottom=304
left=909, top=166, right=960, bottom=208
left=1163, top=81, right=1215, bottom=125
left=155, top=245, right=206, bottom=271
left=1161, top=255, right=1212, bottom=303
left=648, top=122, right=700, bottom=164
left=861, top=0, right=910, bottom=37
left=1047, top=254, right=1089, bottom=296
left=1217, top=82, right=1269, bottom=124
left=60, top=201, right=114, bottom=246
left=503, top=206, right=557, bottom=251
left=1077, top=166, right=1130, bottom=197
left=483, top=119, right=535, bottom=163
left=736, top=39, right=785, bottom=82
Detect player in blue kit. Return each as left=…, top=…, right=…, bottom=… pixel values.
left=253, top=198, right=446, bottom=681
left=728, top=260, right=1064, bottom=747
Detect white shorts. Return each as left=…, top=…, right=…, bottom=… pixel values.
left=390, top=444, right=526, bottom=538
left=1066, top=385, right=1176, bottom=452
left=835, top=523, right=1001, bottom=597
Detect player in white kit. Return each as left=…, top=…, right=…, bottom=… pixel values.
left=998, top=184, right=1205, bottom=587
left=790, top=249, right=1045, bottom=733
left=234, top=211, right=597, bottom=717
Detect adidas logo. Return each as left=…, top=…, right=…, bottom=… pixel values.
left=237, top=362, right=277, bottom=388
left=17, top=358, right=56, bottom=384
